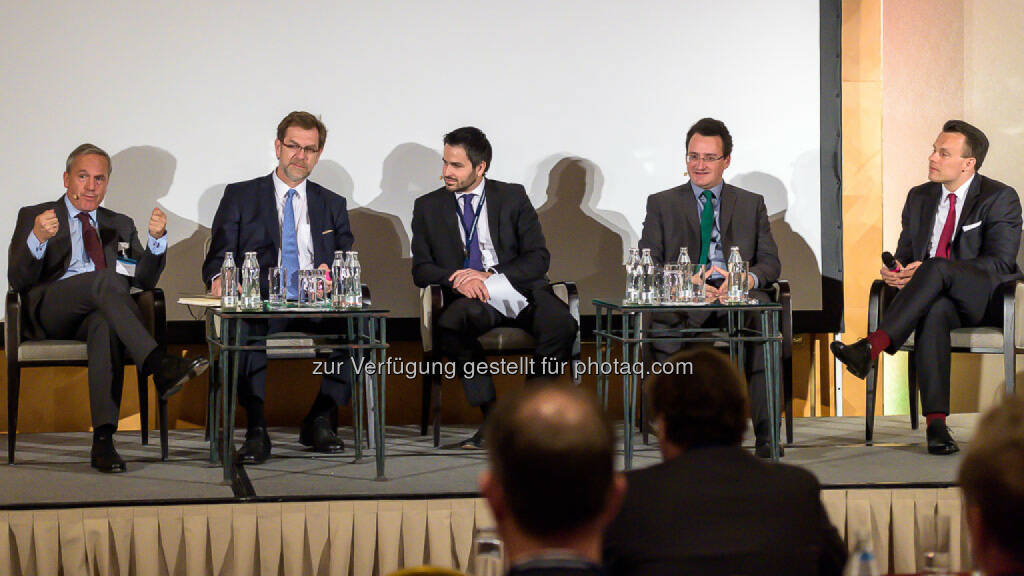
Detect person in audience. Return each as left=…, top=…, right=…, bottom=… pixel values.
left=202, top=111, right=355, bottom=464
left=832, top=120, right=1022, bottom=455
left=481, top=383, right=625, bottom=576
left=411, top=126, right=578, bottom=449
left=8, top=143, right=208, bottom=473
left=603, top=348, right=846, bottom=576
left=639, top=117, right=782, bottom=457
left=958, top=396, right=1024, bottom=575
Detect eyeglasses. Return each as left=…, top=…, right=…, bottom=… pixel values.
left=281, top=142, right=320, bottom=156
left=686, top=153, right=725, bottom=164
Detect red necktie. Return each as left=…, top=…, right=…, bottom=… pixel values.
left=76, top=212, right=107, bottom=270
left=935, top=193, right=957, bottom=259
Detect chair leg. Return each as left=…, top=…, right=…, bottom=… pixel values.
left=8, top=366, right=21, bottom=464
left=431, top=379, right=443, bottom=448
left=137, top=368, right=150, bottom=446
left=908, top=354, right=919, bottom=430
left=865, top=362, right=878, bottom=444
left=1005, top=345, right=1017, bottom=397
left=420, top=371, right=432, bottom=436
left=159, top=398, right=169, bottom=462
left=784, top=356, right=794, bottom=445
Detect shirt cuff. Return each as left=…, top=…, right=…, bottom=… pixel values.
left=750, top=273, right=760, bottom=290
left=148, top=234, right=167, bottom=255
left=26, top=233, right=47, bottom=260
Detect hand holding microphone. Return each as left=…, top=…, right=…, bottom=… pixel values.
left=880, top=251, right=921, bottom=289
left=32, top=209, right=59, bottom=242
left=881, top=251, right=901, bottom=272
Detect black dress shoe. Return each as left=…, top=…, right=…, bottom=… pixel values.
left=235, top=427, right=272, bottom=464
left=830, top=339, right=875, bottom=380
left=91, top=436, right=126, bottom=473
left=442, top=430, right=484, bottom=450
left=154, top=354, right=210, bottom=400
left=754, top=442, right=784, bottom=459
left=926, top=420, right=960, bottom=455
left=299, top=415, right=345, bottom=453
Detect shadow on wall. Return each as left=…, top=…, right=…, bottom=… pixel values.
left=313, top=142, right=440, bottom=318
left=730, top=170, right=819, bottom=312
left=105, top=147, right=216, bottom=320
left=534, top=156, right=632, bottom=314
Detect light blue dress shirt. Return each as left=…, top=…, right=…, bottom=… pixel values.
left=691, top=181, right=759, bottom=288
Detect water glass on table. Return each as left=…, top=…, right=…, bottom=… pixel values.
left=268, top=267, right=287, bottom=309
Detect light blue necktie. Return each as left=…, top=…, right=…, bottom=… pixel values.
left=282, top=189, right=300, bottom=299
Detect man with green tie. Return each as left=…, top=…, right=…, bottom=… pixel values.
left=639, top=117, right=781, bottom=458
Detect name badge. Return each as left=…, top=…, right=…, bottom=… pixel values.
left=116, top=242, right=136, bottom=276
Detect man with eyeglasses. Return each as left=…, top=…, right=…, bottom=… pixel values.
left=202, top=111, right=355, bottom=464
left=639, top=117, right=781, bottom=458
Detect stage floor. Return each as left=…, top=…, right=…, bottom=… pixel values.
left=0, top=413, right=977, bottom=509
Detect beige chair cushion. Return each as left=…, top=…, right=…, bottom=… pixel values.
left=19, top=340, right=89, bottom=362
left=904, top=327, right=1005, bottom=350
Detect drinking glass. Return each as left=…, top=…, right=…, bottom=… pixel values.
left=268, top=267, right=287, bottom=309
left=298, top=270, right=313, bottom=306
left=662, top=264, right=682, bottom=304
left=471, top=527, right=504, bottom=576
left=689, top=263, right=707, bottom=303
left=315, top=269, right=329, bottom=306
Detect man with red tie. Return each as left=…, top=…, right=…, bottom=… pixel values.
left=832, top=120, right=1022, bottom=455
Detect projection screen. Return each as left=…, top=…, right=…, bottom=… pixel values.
left=0, top=0, right=842, bottom=333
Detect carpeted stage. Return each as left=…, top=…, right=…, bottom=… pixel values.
left=0, top=415, right=977, bottom=575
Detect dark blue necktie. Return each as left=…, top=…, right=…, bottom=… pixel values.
left=461, top=193, right=483, bottom=270
left=282, top=189, right=300, bottom=298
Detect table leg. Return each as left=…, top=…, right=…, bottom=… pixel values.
left=595, top=305, right=605, bottom=407
left=374, top=316, right=387, bottom=480
left=761, top=311, right=780, bottom=461
left=348, top=316, right=363, bottom=461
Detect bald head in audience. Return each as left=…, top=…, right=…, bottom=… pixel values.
left=481, top=383, right=625, bottom=570
left=958, top=397, right=1024, bottom=575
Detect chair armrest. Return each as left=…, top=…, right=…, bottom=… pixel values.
left=6, top=289, right=22, bottom=354
left=772, top=280, right=793, bottom=358
left=131, top=289, right=167, bottom=347
left=420, top=285, right=444, bottom=354
left=361, top=284, right=372, bottom=307
left=996, top=279, right=1023, bottom=349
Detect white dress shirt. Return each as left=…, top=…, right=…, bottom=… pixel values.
left=455, top=178, right=499, bottom=269
left=272, top=170, right=314, bottom=270
left=927, top=174, right=973, bottom=259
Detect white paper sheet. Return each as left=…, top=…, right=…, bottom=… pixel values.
left=484, top=273, right=529, bottom=318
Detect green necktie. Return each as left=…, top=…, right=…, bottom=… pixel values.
left=699, top=189, right=714, bottom=265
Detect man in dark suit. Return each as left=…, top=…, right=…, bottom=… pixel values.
left=8, top=144, right=209, bottom=473
left=411, top=127, right=578, bottom=449
left=483, top=383, right=624, bottom=576
left=639, top=117, right=781, bottom=457
left=202, top=111, right=354, bottom=464
left=832, top=120, right=1022, bottom=455
left=603, top=348, right=846, bottom=576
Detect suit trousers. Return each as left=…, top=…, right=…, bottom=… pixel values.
left=878, top=258, right=1001, bottom=415
left=649, top=289, right=776, bottom=442
left=236, top=317, right=352, bottom=408
left=436, top=287, right=578, bottom=406
left=37, top=270, right=159, bottom=428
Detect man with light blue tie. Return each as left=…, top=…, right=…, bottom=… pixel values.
left=203, top=111, right=354, bottom=464
left=8, top=144, right=209, bottom=473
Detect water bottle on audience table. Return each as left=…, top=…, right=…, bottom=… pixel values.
left=220, top=252, right=237, bottom=310
left=727, top=246, right=747, bottom=303
left=625, top=247, right=641, bottom=304
left=843, top=532, right=880, bottom=576
left=640, top=248, right=656, bottom=304
left=241, top=252, right=261, bottom=311
left=346, top=251, right=362, bottom=307
left=331, top=250, right=346, bottom=309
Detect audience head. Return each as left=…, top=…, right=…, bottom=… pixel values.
left=442, top=126, right=491, bottom=193
left=685, top=117, right=732, bottom=190
left=64, top=143, right=112, bottom=212
left=647, top=348, right=748, bottom=459
left=481, top=383, right=624, bottom=557
left=275, top=111, right=326, bottom=186
left=958, top=397, right=1024, bottom=573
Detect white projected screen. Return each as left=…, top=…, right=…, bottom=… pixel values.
left=1, top=1, right=822, bottom=320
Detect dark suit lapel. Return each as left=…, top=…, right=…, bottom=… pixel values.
left=484, top=181, right=502, bottom=252
left=259, top=173, right=281, bottom=256
left=51, top=195, right=73, bottom=272
left=952, top=175, right=983, bottom=251
left=679, top=182, right=701, bottom=252
left=306, top=183, right=327, bottom=265
left=719, top=184, right=738, bottom=247
left=96, top=207, right=120, bottom=267
left=442, top=190, right=464, bottom=261
left=916, top=183, right=941, bottom=259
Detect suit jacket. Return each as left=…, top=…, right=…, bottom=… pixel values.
left=602, top=446, right=846, bottom=576
left=202, top=173, right=354, bottom=297
left=8, top=195, right=165, bottom=340
left=893, top=174, right=1022, bottom=289
left=639, top=182, right=781, bottom=287
left=411, top=179, right=550, bottom=298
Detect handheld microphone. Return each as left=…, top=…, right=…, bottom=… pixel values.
left=881, top=251, right=900, bottom=272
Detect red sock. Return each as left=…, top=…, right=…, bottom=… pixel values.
left=926, top=413, right=946, bottom=426
left=866, top=331, right=891, bottom=360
